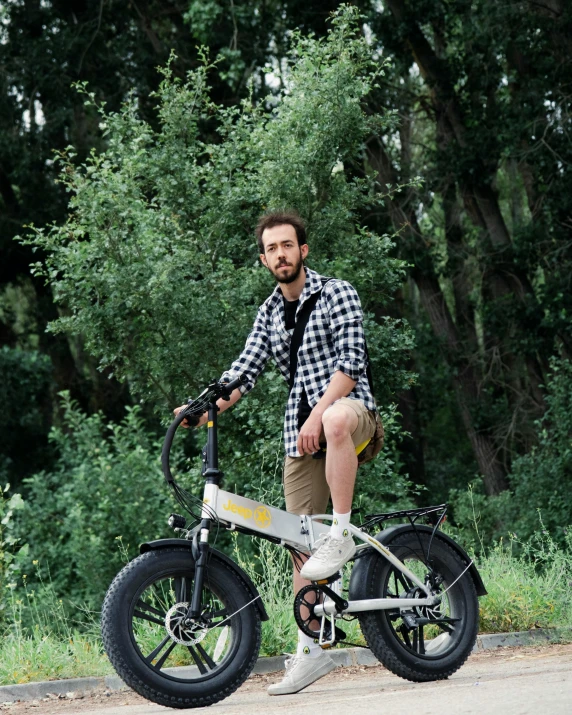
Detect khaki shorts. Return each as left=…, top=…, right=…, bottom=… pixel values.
left=283, top=397, right=376, bottom=516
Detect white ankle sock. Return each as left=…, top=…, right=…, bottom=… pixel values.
left=330, top=509, right=351, bottom=539
left=296, top=630, right=322, bottom=658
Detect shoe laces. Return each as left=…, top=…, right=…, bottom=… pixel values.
left=311, top=533, right=346, bottom=562
left=283, top=654, right=303, bottom=679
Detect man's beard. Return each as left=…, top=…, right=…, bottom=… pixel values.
left=269, top=254, right=304, bottom=284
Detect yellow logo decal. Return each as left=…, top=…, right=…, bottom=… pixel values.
left=221, top=500, right=272, bottom=529
left=254, top=506, right=272, bottom=529
left=222, top=499, right=252, bottom=520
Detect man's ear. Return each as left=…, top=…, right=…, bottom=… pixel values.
left=260, top=253, right=268, bottom=267
left=301, top=244, right=309, bottom=260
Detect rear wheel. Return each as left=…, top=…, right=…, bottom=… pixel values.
left=354, top=531, right=478, bottom=682
left=101, top=548, right=261, bottom=709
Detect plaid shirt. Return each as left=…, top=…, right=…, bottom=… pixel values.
left=222, top=268, right=375, bottom=457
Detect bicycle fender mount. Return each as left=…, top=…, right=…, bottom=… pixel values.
left=140, top=539, right=269, bottom=621
left=349, top=525, right=487, bottom=598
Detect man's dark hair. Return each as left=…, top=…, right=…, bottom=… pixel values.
left=255, top=211, right=307, bottom=253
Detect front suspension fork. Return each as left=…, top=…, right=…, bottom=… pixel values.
left=186, top=519, right=211, bottom=619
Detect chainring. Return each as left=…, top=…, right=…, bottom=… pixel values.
left=293, top=585, right=323, bottom=638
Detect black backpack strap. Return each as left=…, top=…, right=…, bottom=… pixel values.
left=288, top=276, right=375, bottom=397
left=289, top=277, right=332, bottom=391
left=364, top=340, right=375, bottom=396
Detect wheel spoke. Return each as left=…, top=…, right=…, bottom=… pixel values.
left=418, top=626, right=425, bottom=654
left=196, top=642, right=217, bottom=669
left=187, top=645, right=208, bottom=674
left=133, top=609, right=165, bottom=627
left=136, top=599, right=166, bottom=619
left=399, top=624, right=412, bottom=649
left=145, top=635, right=172, bottom=664
left=437, top=621, right=454, bottom=634
left=207, top=608, right=228, bottom=619
left=153, top=640, right=177, bottom=670
left=187, top=642, right=216, bottom=674
left=174, top=577, right=191, bottom=603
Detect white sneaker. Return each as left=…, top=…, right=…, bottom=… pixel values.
left=268, top=651, right=336, bottom=695
left=300, top=533, right=356, bottom=581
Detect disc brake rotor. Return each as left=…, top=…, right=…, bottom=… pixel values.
left=165, top=602, right=208, bottom=645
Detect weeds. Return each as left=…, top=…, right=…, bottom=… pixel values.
left=0, top=568, right=110, bottom=684
left=478, top=528, right=572, bottom=633
left=0, top=523, right=570, bottom=685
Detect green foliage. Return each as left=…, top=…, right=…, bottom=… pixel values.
left=1, top=566, right=110, bottom=685
left=14, top=394, right=175, bottom=605
left=0, top=485, right=29, bottom=626
left=506, top=358, right=572, bottom=540
left=478, top=530, right=572, bottom=634
left=0, top=347, right=53, bottom=485
left=451, top=358, right=572, bottom=545
left=23, top=6, right=410, bottom=411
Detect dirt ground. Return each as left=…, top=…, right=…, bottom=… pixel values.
left=1, top=643, right=571, bottom=715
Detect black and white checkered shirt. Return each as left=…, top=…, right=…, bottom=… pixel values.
left=221, top=268, right=375, bottom=457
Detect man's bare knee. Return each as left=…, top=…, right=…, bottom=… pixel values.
left=322, top=404, right=357, bottom=441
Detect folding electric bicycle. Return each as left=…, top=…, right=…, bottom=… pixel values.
left=101, top=376, right=487, bottom=709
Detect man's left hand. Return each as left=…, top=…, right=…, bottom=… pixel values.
left=297, top=409, right=323, bottom=455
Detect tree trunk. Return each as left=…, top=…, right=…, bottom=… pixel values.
left=367, top=138, right=508, bottom=494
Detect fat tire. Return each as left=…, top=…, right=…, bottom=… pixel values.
left=101, top=548, right=261, bottom=709
left=354, top=531, right=479, bottom=682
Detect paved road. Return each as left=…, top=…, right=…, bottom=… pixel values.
left=5, top=644, right=572, bottom=715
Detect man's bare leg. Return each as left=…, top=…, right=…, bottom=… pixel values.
left=322, top=404, right=359, bottom=512
left=299, top=404, right=358, bottom=581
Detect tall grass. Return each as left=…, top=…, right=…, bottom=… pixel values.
left=0, top=574, right=111, bottom=685
left=0, top=525, right=570, bottom=685
left=478, top=529, right=572, bottom=633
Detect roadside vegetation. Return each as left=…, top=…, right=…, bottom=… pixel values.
left=2, top=481, right=571, bottom=685
left=1, top=0, right=571, bottom=690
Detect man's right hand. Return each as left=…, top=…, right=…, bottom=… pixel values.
left=173, top=405, right=208, bottom=428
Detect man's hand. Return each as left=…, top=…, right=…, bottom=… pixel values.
left=173, top=405, right=207, bottom=428
left=297, top=409, right=324, bottom=455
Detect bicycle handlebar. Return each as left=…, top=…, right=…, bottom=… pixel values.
left=161, top=375, right=248, bottom=484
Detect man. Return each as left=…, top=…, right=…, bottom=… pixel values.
left=176, top=210, right=377, bottom=694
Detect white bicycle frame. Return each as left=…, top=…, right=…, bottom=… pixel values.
left=201, top=483, right=440, bottom=626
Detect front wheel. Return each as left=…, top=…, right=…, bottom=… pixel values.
left=352, top=531, right=479, bottom=682
left=101, top=548, right=261, bottom=709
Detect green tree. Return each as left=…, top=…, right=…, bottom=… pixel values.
left=361, top=0, right=572, bottom=495
left=16, top=8, right=418, bottom=604
left=25, top=6, right=413, bottom=410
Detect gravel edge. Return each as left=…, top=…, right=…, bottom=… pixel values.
left=1, top=627, right=570, bottom=703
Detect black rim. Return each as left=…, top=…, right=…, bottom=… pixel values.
left=382, top=556, right=464, bottom=661
left=127, top=567, right=241, bottom=683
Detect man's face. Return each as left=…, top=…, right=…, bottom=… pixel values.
left=260, top=224, right=309, bottom=284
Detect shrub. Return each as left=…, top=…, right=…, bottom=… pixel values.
left=14, top=393, right=175, bottom=605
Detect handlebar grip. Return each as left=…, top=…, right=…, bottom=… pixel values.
left=183, top=413, right=200, bottom=428
left=221, top=374, right=248, bottom=394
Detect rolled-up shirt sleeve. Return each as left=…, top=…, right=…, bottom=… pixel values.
left=220, top=308, right=271, bottom=394
left=325, top=282, right=367, bottom=380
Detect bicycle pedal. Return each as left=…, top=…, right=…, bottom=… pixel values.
left=313, top=624, right=347, bottom=647
left=314, top=572, right=341, bottom=585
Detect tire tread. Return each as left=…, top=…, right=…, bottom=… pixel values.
left=358, top=533, right=479, bottom=683
left=101, top=548, right=261, bottom=709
